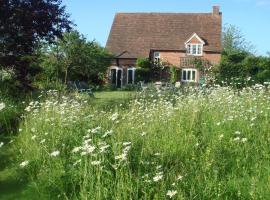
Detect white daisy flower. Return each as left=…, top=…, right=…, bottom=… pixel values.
left=166, top=190, right=177, bottom=198
left=31, top=135, right=37, bottom=140
left=40, top=139, right=46, bottom=144
left=176, top=175, right=183, bottom=181
left=153, top=174, right=163, bottom=182
left=91, top=160, right=101, bottom=166
left=20, top=160, right=29, bottom=168
left=71, top=146, right=81, bottom=153
left=0, top=103, right=5, bottom=111
left=50, top=150, right=60, bottom=157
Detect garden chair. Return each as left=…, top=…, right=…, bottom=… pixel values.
left=74, top=81, right=93, bottom=96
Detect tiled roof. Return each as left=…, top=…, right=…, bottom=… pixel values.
left=106, top=9, right=222, bottom=58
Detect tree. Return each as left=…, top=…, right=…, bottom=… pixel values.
left=218, top=51, right=249, bottom=80
left=41, top=31, right=112, bottom=85
left=0, top=0, right=71, bottom=89
left=222, top=24, right=255, bottom=54
left=216, top=24, right=260, bottom=84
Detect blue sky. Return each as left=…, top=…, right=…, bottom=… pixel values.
left=62, top=0, right=270, bottom=55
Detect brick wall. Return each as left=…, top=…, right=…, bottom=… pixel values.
left=159, top=51, right=221, bottom=67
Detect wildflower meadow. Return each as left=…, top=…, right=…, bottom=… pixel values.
left=0, top=84, right=268, bottom=199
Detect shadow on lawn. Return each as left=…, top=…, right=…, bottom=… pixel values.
left=0, top=143, right=38, bottom=200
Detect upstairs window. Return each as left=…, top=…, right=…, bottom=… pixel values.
left=154, top=52, right=160, bottom=62
left=186, top=44, right=203, bottom=56
left=185, top=33, right=205, bottom=56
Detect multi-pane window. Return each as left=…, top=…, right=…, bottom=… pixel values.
left=154, top=51, right=160, bottom=62
left=182, top=68, right=197, bottom=82
left=186, top=44, right=203, bottom=56
left=110, top=69, right=117, bottom=84
left=127, top=67, right=135, bottom=84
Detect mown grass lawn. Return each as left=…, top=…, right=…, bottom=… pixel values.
left=92, top=91, right=136, bottom=108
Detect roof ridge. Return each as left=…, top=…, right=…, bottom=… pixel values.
left=116, top=12, right=212, bottom=15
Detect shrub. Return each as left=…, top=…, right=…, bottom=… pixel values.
left=169, top=66, right=177, bottom=84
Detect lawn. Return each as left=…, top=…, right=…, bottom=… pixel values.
left=92, top=91, right=136, bottom=108
left=1, top=87, right=270, bottom=199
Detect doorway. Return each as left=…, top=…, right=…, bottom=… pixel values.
left=116, top=69, right=122, bottom=88
left=110, top=67, right=122, bottom=88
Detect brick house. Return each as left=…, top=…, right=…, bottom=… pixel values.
left=106, top=6, right=222, bottom=87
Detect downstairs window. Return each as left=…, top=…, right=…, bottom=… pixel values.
left=182, top=68, right=197, bottom=82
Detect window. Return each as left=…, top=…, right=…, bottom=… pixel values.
left=110, top=67, right=123, bottom=88
left=110, top=69, right=116, bottom=84
left=154, top=51, right=160, bottom=62
left=182, top=69, right=197, bottom=82
left=186, top=44, right=203, bottom=56
left=127, top=67, right=135, bottom=84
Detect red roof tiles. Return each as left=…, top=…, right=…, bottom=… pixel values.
left=106, top=8, right=222, bottom=58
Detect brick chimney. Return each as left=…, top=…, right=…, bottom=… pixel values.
left=212, top=6, right=221, bottom=16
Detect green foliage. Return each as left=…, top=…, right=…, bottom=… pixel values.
left=218, top=51, right=249, bottom=79
left=121, top=84, right=139, bottom=91
left=222, top=24, right=255, bottom=54
left=217, top=51, right=270, bottom=84
left=0, top=96, right=24, bottom=136
left=135, top=68, right=151, bottom=83
left=0, top=67, right=25, bottom=97
left=193, top=58, right=204, bottom=71
left=102, top=83, right=118, bottom=91
left=136, top=58, right=151, bottom=69
left=169, top=66, right=177, bottom=84
left=0, top=0, right=71, bottom=88
left=12, top=86, right=270, bottom=199
left=40, top=31, right=113, bottom=86
left=217, top=24, right=270, bottom=85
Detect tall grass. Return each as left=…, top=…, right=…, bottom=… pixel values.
left=14, top=85, right=270, bottom=199
left=0, top=96, right=22, bottom=137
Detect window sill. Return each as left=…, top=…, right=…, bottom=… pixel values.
left=181, top=80, right=196, bottom=83
left=186, top=54, right=203, bottom=57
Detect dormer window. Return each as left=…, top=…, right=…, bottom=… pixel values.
left=185, top=33, right=205, bottom=56
left=186, top=44, right=203, bottom=56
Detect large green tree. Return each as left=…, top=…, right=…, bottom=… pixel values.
left=222, top=24, right=255, bottom=54
left=0, top=0, right=71, bottom=89
left=41, top=31, right=112, bottom=85
left=216, top=24, right=270, bottom=84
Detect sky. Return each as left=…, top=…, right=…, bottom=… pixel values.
left=62, top=0, right=270, bottom=56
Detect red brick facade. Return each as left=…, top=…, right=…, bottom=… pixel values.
left=106, top=6, right=222, bottom=87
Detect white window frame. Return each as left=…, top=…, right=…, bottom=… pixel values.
left=127, top=67, right=136, bottom=84
left=154, top=51, right=160, bottom=62
left=184, top=33, right=205, bottom=56
left=186, top=44, right=203, bottom=56
left=181, top=68, right=197, bottom=82
left=110, top=66, right=123, bottom=87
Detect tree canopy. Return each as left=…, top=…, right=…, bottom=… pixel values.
left=0, top=0, right=71, bottom=88
left=216, top=24, right=270, bottom=84
left=41, top=31, right=112, bottom=85
left=222, top=24, right=255, bottom=55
